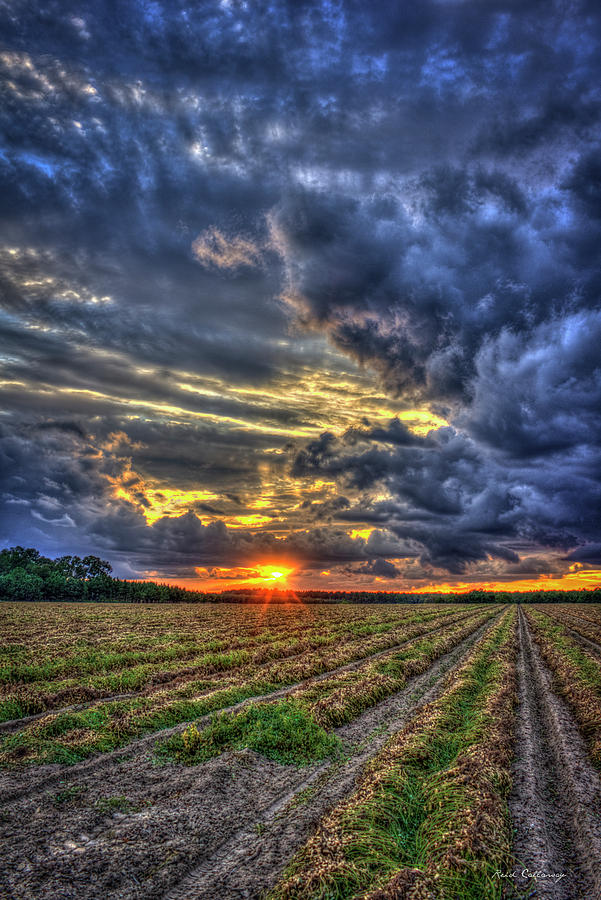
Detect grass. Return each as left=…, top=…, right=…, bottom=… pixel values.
left=50, top=784, right=85, bottom=804
left=159, top=699, right=342, bottom=766
left=94, top=794, right=138, bottom=815
left=307, top=612, right=497, bottom=729
left=531, top=610, right=601, bottom=690
left=268, top=609, right=516, bottom=900
left=0, top=681, right=280, bottom=765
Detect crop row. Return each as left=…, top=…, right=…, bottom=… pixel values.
left=537, top=604, right=601, bottom=648
left=0, top=607, right=479, bottom=722
left=267, top=608, right=517, bottom=900
left=524, top=608, right=601, bottom=768
left=0, top=604, right=470, bottom=683
left=1, top=602, right=465, bottom=653
left=160, top=607, right=500, bottom=765
left=0, top=610, right=388, bottom=661
left=545, top=604, right=601, bottom=628
left=0, top=609, right=496, bottom=767
left=0, top=607, right=376, bottom=671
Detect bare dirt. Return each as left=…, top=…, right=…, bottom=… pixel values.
left=0, top=614, right=497, bottom=900
left=507, top=607, right=601, bottom=899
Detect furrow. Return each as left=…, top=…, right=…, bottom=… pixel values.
left=539, top=608, right=601, bottom=658
left=508, top=607, right=601, bottom=899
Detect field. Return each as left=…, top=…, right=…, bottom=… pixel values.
left=1, top=603, right=601, bottom=899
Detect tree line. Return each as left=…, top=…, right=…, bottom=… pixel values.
left=0, top=547, right=599, bottom=603
left=0, top=546, right=205, bottom=603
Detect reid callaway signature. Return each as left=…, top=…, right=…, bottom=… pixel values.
left=494, top=870, right=567, bottom=883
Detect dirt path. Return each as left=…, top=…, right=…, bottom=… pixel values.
left=0, top=614, right=499, bottom=900
left=0, top=608, right=480, bottom=737
left=0, top=608, right=490, bottom=806
left=508, top=607, right=601, bottom=899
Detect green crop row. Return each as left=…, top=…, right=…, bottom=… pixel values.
left=0, top=604, right=470, bottom=690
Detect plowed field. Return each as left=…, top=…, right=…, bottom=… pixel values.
left=1, top=601, right=601, bottom=900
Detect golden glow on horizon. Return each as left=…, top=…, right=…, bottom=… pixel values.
left=408, top=569, right=601, bottom=593
left=257, top=564, right=294, bottom=583
left=9, top=238, right=592, bottom=597
left=191, top=562, right=296, bottom=590
left=102, top=453, right=600, bottom=595
left=171, top=564, right=601, bottom=593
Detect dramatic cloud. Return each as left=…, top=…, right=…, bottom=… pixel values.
left=1, top=0, right=600, bottom=590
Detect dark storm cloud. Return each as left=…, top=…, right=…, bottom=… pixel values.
left=462, top=310, right=601, bottom=457
left=355, top=558, right=401, bottom=579
left=1, top=0, right=600, bottom=583
left=567, top=545, right=601, bottom=566
left=118, top=517, right=396, bottom=579
left=271, top=156, right=590, bottom=404
left=290, top=416, right=601, bottom=574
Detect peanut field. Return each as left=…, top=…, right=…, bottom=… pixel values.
left=1, top=601, right=601, bottom=899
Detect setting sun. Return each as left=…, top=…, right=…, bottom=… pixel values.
left=257, top=564, right=294, bottom=584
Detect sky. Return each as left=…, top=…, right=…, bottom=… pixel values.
left=1, top=0, right=600, bottom=593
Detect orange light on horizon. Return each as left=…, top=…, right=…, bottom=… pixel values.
left=144, top=561, right=601, bottom=594
left=256, top=563, right=294, bottom=584
left=185, top=561, right=297, bottom=591
left=408, top=568, right=601, bottom=594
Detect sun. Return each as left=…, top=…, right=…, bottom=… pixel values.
left=257, top=564, right=294, bottom=584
